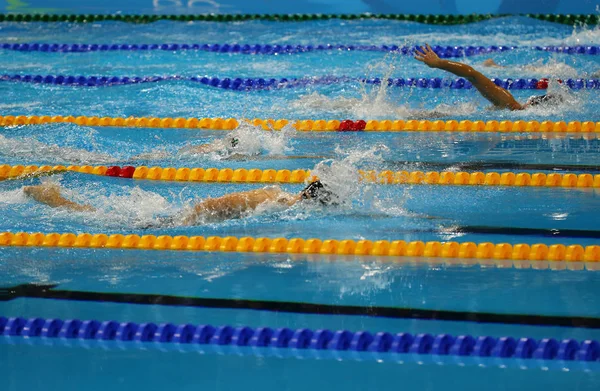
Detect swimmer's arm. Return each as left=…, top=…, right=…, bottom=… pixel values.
left=415, top=44, right=522, bottom=110
left=182, top=190, right=261, bottom=224
left=181, top=188, right=299, bottom=224
left=177, top=143, right=220, bottom=155
left=24, top=184, right=95, bottom=212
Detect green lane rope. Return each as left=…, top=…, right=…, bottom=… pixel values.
left=0, top=14, right=596, bottom=25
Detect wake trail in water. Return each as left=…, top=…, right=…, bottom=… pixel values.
left=0, top=134, right=118, bottom=165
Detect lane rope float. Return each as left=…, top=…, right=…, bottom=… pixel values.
left=4, top=43, right=600, bottom=56
left=1, top=231, right=599, bottom=266
left=2, top=164, right=600, bottom=188
left=1, top=315, right=600, bottom=365
left=2, top=74, right=596, bottom=91
left=2, top=115, right=600, bottom=133
left=0, top=13, right=596, bottom=26
left=1, top=43, right=515, bottom=57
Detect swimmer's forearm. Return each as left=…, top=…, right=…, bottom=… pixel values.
left=61, top=200, right=96, bottom=212
left=435, top=58, right=522, bottom=109
left=24, top=185, right=95, bottom=212
left=432, top=59, right=477, bottom=80
left=37, top=196, right=94, bottom=211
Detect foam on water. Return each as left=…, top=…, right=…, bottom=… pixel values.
left=563, top=17, right=600, bottom=46
left=0, top=186, right=29, bottom=205
left=227, top=121, right=294, bottom=156
left=310, top=144, right=388, bottom=205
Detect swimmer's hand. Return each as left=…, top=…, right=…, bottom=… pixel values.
left=414, top=44, right=442, bottom=68
left=482, top=59, right=504, bottom=68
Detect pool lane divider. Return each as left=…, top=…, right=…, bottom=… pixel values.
left=1, top=315, right=599, bottom=365
left=0, top=13, right=595, bottom=26
left=1, top=43, right=514, bottom=57
left=2, top=115, right=600, bottom=133
left=3, top=43, right=599, bottom=56
left=2, top=164, right=600, bottom=189
left=2, top=74, right=596, bottom=91
left=3, top=283, right=600, bottom=329
left=1, top=231, right=599, bottom=266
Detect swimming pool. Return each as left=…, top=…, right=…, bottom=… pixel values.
left=1, top=14, right=600, bottom=390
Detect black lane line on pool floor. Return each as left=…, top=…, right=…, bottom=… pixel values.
left=444, top=226, right=600, bottom=239
left=388, top=161, right=600, bottom=173
left=2, top=284, right=600, bottom=329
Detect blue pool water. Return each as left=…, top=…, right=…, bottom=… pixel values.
left=1, top=16, right=600, bottom=390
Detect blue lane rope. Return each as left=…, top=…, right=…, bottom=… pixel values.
left=3, top=43, right=600, bottom=56
left=536, top=46, right=600, bottom=54
left=0, top=43, right=515, bottom=57
left=1, top=74, right=598, bottom=91
left=1, top=316, right=599, bottom=363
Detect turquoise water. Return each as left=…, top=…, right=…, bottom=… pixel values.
left=1, top=17, right=600, bottom=390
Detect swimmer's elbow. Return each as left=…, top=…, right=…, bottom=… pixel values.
left=510, top=102, right=525, bottom=111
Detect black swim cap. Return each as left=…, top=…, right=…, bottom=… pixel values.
left=301, top=180, right=337, bottom=205
left=230, top=137, right=239, bottom=148
left=527, top=94, right=564, bottom=107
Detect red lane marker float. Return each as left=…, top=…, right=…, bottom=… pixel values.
left=339, top=119, right=366, bottom=131
left=119, top=166, right=135, bottom=178
left=536, top=79, right=549, bottom=89
left=105, top=166, right=135, bottom=178
left=105, top=166, right=121, bottom=177
left=353, top=120, right=366, bottom=131
left=536, top=78, right=565, bottom=89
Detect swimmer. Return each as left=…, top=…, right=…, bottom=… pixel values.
left=131, top=134, right=328, bottom=162
left=131, top=135, right=244, bottom=160
left=414, top=44, right=563, bottom=110
left=23, top=180, right=337, bottom=226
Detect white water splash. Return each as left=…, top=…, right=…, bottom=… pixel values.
left=563, top=17, right=600, bottom=46
left=523, top=79, right=584, bottom=115
left=229, top=121, right=294, bottom=156
left=0, top=187, right=30, bottom=205
left=290, top=85, right=477, bottom=119
left=309, top=143, right=389, bottom=206
left=61, top=181, right=176, bottom=228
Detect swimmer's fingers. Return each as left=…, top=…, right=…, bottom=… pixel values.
left=414, top=46, right=426, bottom=56
left=414, top=47, right=426, bottom=61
